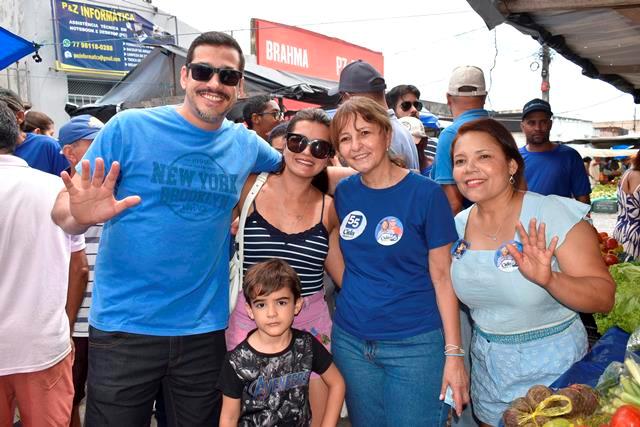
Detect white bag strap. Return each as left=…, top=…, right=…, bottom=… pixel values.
left=235, top=172, right=269, bottom=283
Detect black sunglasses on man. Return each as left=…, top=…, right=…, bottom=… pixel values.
left=186, top=63, right=243, bottom=86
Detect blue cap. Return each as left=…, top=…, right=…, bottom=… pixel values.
left=58, top=115, right=104, bottom=146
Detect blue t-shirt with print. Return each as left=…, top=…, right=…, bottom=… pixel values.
left=15, top=133, right=69, bottom=175
left=431, top=108, right=489, bottom=184
left=334, top=172, right=458, bottom=340
left=79, top=106, right=282, bottom=335
left=519, top=144, right=591, bottom=198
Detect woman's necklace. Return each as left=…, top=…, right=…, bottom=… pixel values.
left=478, top=190, right=516, bottom=241
left=284, top=190, right=313, bottom=228
left=481, top=221, right=504, bottom=241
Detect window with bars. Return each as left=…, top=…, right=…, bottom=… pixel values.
left=67, top=79, right=116, bottom=106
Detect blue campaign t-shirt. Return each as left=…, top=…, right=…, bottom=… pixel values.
left=78, top=106, right=282, bottom=335
left=334, top=172, right=458, bottom=340
left=519, top=144, right=591, bottom=198
left=15, top=133, right=69, bottom=175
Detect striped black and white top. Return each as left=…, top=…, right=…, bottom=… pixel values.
left=242, top=199, right=329, bottom=297
left=72, top=223, right=103, bottom=338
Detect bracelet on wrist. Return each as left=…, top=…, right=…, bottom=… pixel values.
left=445, top=353, right=465, bottom=357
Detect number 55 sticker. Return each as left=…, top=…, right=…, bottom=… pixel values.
left=340, top=211, right=367, bottom=240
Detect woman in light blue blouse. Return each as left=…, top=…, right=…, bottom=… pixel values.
left=449, top=118, right=615, bottom=426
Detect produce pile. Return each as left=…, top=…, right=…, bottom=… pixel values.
left=594, top=262, right=640, bottom=335
left=596, top=232, right=633, bottom=266
left=502, top=384, right=603, bottom=426
left=591, top=184, right=617, bottom=202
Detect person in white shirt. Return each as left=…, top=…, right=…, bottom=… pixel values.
left=0, top=101, right=85, bottom=426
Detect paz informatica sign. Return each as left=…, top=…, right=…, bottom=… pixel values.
left=54, top=0, right=174, bottom=76
left=251, top=18, right=384, bottom=81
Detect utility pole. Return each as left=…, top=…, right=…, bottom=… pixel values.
left=541, top=44, right=551, bottom=102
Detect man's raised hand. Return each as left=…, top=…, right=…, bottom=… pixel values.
left=60, top=158, right=141, bottom=225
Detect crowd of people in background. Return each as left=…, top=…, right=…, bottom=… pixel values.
left=1, top=28, right=635, bottom=427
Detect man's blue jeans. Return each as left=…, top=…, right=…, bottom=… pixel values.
left=332, top=324, right=449, bottom=427
left=85, top=327, right=226, bottom=427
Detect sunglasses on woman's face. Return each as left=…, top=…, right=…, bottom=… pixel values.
left=400, top=100, right=423, bottom=112
left=186, top=63, right=243, bottom=86
left=286, top=133, right=335, bottom=159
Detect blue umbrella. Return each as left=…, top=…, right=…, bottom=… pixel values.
left=0, top=27, right=41, bottom=71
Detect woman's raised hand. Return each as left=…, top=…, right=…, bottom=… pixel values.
left=60, top=158, right=141, bottom=225
left=507, top=218, right=559, bottom=288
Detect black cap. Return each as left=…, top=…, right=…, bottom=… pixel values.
left=522, top=98, right=553, bottom=119
left=328, top=60, right=386, bottom=96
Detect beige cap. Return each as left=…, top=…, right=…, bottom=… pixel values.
left=399, top=116, right=426, bottom=138
left=447, top=65, right=487, bottom=97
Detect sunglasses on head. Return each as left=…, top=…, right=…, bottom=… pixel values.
left=400, top=100, right=423, bottom=112
left=186, top=63, right=243, bottom=86
left=286, top=133, right=335, bottom=159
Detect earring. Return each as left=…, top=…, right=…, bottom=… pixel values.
left=509, top=175, right=516, bottom=185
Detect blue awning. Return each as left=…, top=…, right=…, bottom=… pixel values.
left=0, top=27, right=40, bottom=71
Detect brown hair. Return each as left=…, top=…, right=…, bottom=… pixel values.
left=243, top=259, right=302, bottom=302
left=633, top=151, right=640, bottom=171
left=452, top=118, right=527, bottom=191
left=23, top=111, right=54, bottom=133
left=330, top=96, right=406, bottom=167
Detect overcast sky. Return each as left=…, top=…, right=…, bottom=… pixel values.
left=151, top=0, right=639, bottom=125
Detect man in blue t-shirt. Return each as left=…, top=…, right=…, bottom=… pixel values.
left=519, top=99, right=591, bottom=204
left=0, top=89, right=69, bottom=175
left=52, top=32, right=282, bottom=426
left=432, top=65, right=490, bottom=215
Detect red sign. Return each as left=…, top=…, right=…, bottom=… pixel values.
left=251, top=18, right=384, bottom=82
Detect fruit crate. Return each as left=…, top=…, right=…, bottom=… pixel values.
left=591, top=199, right=618, bottom=214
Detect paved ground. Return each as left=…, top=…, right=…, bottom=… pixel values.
left=591, top=211, right=618, bottom=235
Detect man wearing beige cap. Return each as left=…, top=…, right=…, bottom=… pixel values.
left=432, top=65, right=489, bottom=215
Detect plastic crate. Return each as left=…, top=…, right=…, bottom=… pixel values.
left=591, top=199, right=618, bottom=214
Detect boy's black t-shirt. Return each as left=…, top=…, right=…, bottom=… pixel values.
left=217, top=328, right=333, bottom=427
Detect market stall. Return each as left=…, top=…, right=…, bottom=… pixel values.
left=500, top=262, right=640, bottom=426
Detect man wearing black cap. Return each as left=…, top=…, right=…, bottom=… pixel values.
left=519, top=98, right=591, bottom=204
left=330, top=60, right=419, bottom=170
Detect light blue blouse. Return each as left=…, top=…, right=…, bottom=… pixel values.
left=451, top=192, right=590, bottom=334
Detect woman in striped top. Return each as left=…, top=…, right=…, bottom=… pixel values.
left=226, top=109, right=345, bottom=425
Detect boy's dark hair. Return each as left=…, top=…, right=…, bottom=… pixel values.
left=385, top=84, right=421, bottom=110
left=242, top=95, right=272, bottom=129
left=243, top=259, right=302, bottom=302
left=0, top=101, right=20, bottom=154
left=186, top=31, right=245, bottom=72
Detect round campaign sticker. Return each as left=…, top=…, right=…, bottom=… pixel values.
left=451, top=239, right=470, bottom=260
left=340, top=211, right=367, bottom=241
left=375, top=216, right=404, bottom=246
left=494, top=240, right=523, bottom=272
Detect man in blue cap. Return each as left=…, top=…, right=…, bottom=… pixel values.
left=58, top=114, right=104, bottom=427
left=519, top=98, right=591, bottom=203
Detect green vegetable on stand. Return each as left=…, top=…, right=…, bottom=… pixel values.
left=594, top=262, right=640, bottom=335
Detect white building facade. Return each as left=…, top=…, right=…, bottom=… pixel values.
left=1, top=0, right=199, bottom=129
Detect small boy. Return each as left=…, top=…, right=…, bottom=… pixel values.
left=218, top=259, right=345, bottom=427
